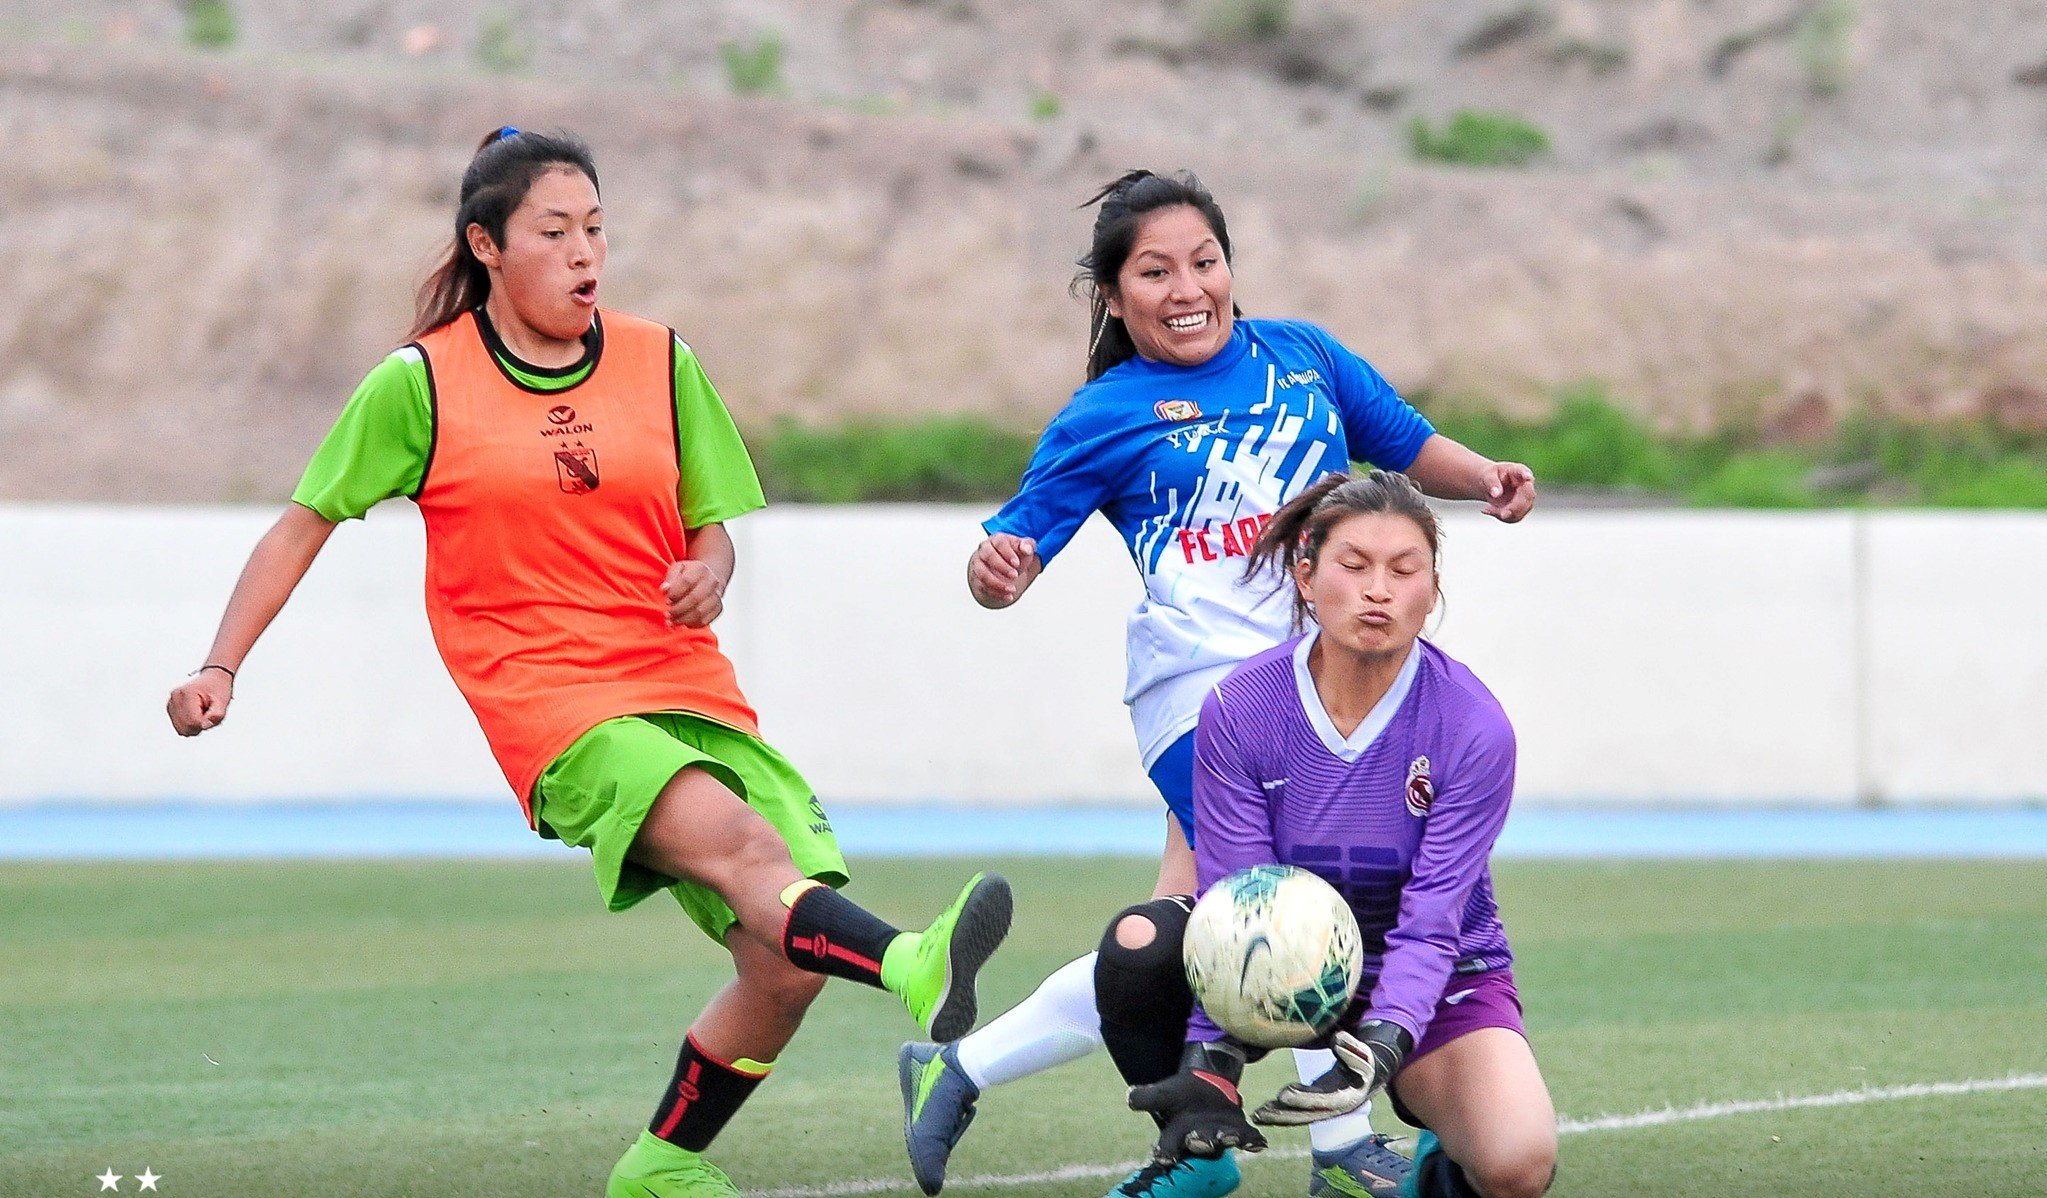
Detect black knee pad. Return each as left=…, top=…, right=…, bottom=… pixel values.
left=1094, top=895, right=1196, bottom=1086
left=1095, top=895, right=1195, bottom=1025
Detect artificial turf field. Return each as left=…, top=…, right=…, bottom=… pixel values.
left=4, top=856, right=2046, bottom=1198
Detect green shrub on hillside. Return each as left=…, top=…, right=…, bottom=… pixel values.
left=475, top=9, right=531, bottom=74
left=1430, top=385, right=1676, bottom=490
left=184, top=0, right=236, bottom=50
left=1407, top=109, right=1552, bottom=167
left=721, top=33, right=788, bottom=96
left=739, top=397, right=2047, bottom=509
left=750, top=416, right=1037, bottom=503
left=1922, top=457, right=2047, bottom=507
left=1427, top=388, right=2047, bottom=509
left=1842, top=414, right=2047, bottom=507
left=1795, top=0, right=1858, bottom=97
left=1202, top=0, right=1292, bottom=45
left=1686, top=453, right=1818, bottom=508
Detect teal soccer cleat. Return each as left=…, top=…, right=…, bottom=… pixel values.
left=899, top=1041, right=981, bottom=1195
left=1393, top=1131, right=1438, bottom=1198
left=1310, top=1133, right=1412, bottom=1197
left=1104, top=1153, right=1241, bottom=1198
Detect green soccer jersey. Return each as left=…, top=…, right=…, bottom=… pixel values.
left=292, top=315, right=765, bottom=527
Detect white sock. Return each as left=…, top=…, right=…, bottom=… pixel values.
left=952, top=951, right=1105, bottom=1089
left=1295, top=1047, right=1378, bottom=1152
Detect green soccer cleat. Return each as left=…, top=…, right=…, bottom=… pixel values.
left=607, top=1130, right=740, bottom=1197
left=1310, top=1133, right=1412, bottom=1197
left=881, top=872, right=1013, bottom=1042
left=1104, top=1153, right=1241, bottom=1198
left=899, top=1040, right=980, bottom=1194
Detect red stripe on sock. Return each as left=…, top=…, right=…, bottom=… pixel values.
left=824, top=942, right=882, bottom=972
left=789, top=933, right=882, bottom=976
left=777, top=880, right=831, bottom=957
left=654, top=1060, right=703, bottom=1140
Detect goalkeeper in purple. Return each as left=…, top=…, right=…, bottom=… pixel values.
left=1127, top=470, right=1558, bottom=1198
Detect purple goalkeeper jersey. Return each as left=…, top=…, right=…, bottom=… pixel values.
left=1189, top=633, right=1516, bottom=1046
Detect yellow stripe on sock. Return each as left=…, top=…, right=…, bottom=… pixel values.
left=732, top=1057, right=775, bottom=1078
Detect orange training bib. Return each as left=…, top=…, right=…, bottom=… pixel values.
left=412, top=309, right=759, bottom=821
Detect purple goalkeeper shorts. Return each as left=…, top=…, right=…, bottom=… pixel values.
left=1386, top=967, right=1526, bottom=1129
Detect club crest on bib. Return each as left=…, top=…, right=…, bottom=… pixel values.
left=1154, top=399, right=1202, bottom=422
left=555, top=447, right=600, bottom=494
left=1405, top=756, right=1434, bottom=817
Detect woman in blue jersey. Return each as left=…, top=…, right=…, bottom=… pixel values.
left=1124, top=468, right=1557, bottom=1198
left=899, top=171, right=1535, bottom=1198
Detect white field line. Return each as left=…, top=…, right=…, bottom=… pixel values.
left=752, top=1073, right=2047, bottom=1198
left=1553, top=1072, right=2047, bottom=1134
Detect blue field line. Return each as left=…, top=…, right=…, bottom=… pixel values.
left=1, top=802, right=2046, bottom=860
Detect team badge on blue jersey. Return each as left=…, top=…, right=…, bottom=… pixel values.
left=1405, top=756, right=1434, bottom=817
left=1154, top=399, right=1202, bottom=422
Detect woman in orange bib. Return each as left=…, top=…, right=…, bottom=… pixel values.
left=164, top=128, right=1011, bottom=1197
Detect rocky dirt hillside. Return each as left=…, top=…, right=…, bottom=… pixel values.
left=5, top=0, right=2047, bottom=500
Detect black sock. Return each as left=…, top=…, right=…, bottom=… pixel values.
left=649, top=1033, right=769, bottom=1151
left=1419, top=1145, right=1483, bottom=1198
left=1100, top=1013, right=1190, bottom=1088
left=780, top=882, right=900, bottom=989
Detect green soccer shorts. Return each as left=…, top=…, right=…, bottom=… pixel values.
left=531, top=711, right=849, bottom=940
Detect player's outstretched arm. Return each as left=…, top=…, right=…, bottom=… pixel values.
left=966, top=533, right=1042, bottom=609
left=1404, top=434, right=1537, bottom=523
left=166, top=503, right=338, bottom=737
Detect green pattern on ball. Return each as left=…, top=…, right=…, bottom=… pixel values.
left=1186, top=864, right=1367, bottom=1047
left=1222, top=864, right=1291, bottom=908
left=1281, top=955, right=1357, bottom=1034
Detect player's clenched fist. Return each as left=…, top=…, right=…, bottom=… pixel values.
left=166, top=669, right=234, bottom=737
left=662, top=560, right=725, bottom=628
left=967, top=533, right=1042, bottom=609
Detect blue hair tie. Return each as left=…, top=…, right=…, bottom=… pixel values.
left=494, top=125, right=520, bottom=142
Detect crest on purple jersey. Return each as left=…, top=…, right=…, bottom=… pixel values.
left=1405, top=756, right=1434, bottom=817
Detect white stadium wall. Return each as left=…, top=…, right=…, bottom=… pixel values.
left=5, top=503, right=2045, bottom=807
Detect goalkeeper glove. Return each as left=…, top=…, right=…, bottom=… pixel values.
left=1253, top=1019, right=1414, bottom=1127
left=1127, top=1040, right=1269, bottom=1163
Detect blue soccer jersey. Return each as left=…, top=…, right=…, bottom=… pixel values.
left=985, top=319, right=1434, bottom=768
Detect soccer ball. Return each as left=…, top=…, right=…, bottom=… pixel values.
left=1182, top=864, right=1364, bottom=1048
